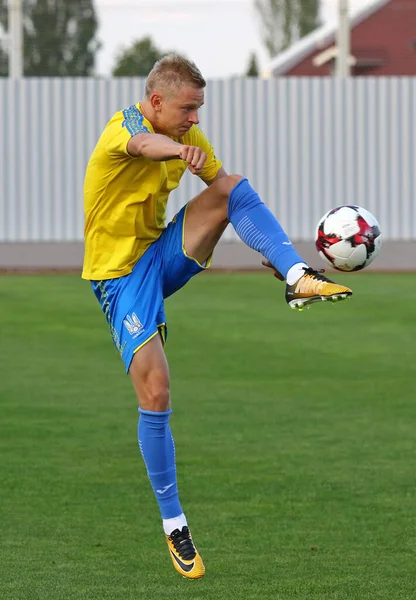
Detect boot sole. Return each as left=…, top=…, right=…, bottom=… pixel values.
left=288, top=292, right=352, bottom=311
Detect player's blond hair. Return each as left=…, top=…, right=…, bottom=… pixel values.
left=145, top=54, right=206, bottom=98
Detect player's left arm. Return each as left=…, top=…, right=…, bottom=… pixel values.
left=201, top=166, right=228, bottom=186
left=185, top=126, right=226, bottom=185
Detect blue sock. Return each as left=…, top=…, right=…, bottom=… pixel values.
left=138, top=408, right=183, bottom=519
left=228, top=178, right=305, bottom=279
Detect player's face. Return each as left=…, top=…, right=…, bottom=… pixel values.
left=154, top=85, right=205, bottom=137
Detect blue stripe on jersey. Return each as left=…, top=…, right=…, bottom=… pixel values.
left=122, top=105, right=150, bottom=136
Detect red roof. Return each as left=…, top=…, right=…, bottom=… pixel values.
left=269, top=0, right=393, bottom=75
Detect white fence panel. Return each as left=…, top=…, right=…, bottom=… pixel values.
left=0, top=77, right=415, bottom=242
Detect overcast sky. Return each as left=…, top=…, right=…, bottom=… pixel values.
left=94, top=0, right=371, bottom=78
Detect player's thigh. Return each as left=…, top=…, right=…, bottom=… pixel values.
left=91, top=245, right=166, bottom=374
left=183, top=174, right=242, bottom=264
left=129, top=334, right=170, bottom=412
left=158, top=204, right=210, bottom=298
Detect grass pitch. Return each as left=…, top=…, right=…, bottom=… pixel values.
left=1, top=272, right=415, bottom=599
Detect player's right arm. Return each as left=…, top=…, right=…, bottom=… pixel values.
left=127, top=133, right=207, bottom=174
left=127, top=133, right=180, bottom=160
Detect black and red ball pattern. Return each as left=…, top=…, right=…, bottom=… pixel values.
left=316, top=206, right=381, bottom=271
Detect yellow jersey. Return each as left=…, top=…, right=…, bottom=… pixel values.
left=82, top=103, right=222, bottom=280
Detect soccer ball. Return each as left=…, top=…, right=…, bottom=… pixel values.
left=315, top=205, right=382, bottom=272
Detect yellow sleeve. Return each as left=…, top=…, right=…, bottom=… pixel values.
left=184, top=126, right=223, bottom=182
left=103, top=106, right=152, bottom=157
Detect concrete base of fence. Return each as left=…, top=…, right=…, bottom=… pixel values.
left=0, top=241, right=414, bottom=272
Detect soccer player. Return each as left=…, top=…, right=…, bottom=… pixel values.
left=82, top=55, right=352, bottom=579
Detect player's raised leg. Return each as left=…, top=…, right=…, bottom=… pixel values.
left=183, top=174, right=352, bottom=310
left=129, top=336, right=205, bottom=579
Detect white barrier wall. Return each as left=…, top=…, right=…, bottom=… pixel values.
left=0, top=77, right=415, bottom=242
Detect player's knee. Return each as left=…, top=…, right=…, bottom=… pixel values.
left=139, top=384, right=170, bottom=412
left=216, top=174, right=243, bottom=198
left=210, top=174, right=244, bottom=214
left=226, top=173, right=244, bottom=190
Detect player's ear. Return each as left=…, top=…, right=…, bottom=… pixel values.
left=150, top=92, right=163, bottom=112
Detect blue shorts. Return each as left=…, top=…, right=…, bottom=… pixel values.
left=91, top=204, right=210, bottom=372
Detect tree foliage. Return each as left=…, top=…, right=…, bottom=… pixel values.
left=0, top=0, right=100, bottom=76
left=246, top=52, right=259, bottom=77
left=254, top=0, right=320, bottom=58
left=112, top=36, right=177, bottom=77
left=0, top=44, right=7, bottom=76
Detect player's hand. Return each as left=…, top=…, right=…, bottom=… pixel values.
left=178, top=145, right=207, bottom=175
left=261, top=259, right=284, bottom=281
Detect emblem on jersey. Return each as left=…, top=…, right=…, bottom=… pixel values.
left=122, top=105, right=150, bottom=136
left=123, top=313, right=144, bottom=338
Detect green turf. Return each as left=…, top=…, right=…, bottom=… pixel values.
left=1, top=272, right=415, bottom=599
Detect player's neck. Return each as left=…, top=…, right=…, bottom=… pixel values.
left=139, top=101, right=160, bottom=133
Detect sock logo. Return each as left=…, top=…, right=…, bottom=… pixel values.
left=156, top=483, right=174, bottom=495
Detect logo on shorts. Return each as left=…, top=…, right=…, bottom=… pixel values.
left=123, top=313, right=144, bottom=339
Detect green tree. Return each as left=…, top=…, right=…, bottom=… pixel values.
left=0, top=2, right=8, bottom=75
left=246, top=52, right=259, bottom=77
left=112, top=36, right=177, bottom=77
left=0, top=0, right=100, bottom=76
left=254, top=0, right=320, bottom=57
left=0, top=45, right=7, bottom=76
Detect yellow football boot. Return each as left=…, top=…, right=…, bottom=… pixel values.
left=286, top=267, right=352, bottom=310
left=166, top=526, right=205, bottom=579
